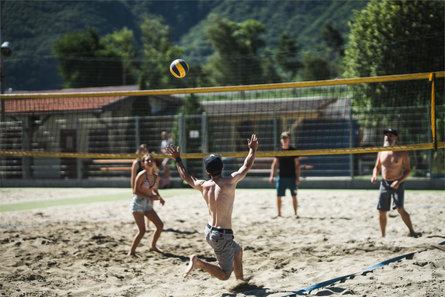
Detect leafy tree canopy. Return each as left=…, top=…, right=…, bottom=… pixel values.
left=343, top=0, right=444, bottom=110
left=140, top=15, right=186, bottom=89
left=204, top=15, right=269, bottom=85
left=343, top=0, right=444, bottom=78
left=54, top=28, right=124, bottom=88
left=275, top=33, right=300, bottom=80
left=102, top=27, right=139, bottom=85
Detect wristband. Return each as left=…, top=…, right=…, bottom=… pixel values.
left=175, top=157, right=182, bottom=163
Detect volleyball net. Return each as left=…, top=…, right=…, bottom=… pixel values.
left=0, top=71, right=444, bottom=180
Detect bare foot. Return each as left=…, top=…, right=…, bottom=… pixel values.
left=150, top=246, right=163, bottom=253
left=184, top=255, right=198, bottom=278
left=128, top=252, right=139, bottom=258
left=409, top=231, right=422, bottom=238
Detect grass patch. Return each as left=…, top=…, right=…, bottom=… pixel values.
left=0, top=188, right=193, bottom=213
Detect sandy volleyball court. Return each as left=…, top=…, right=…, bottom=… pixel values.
left=1, top=188, right=444, bottom=296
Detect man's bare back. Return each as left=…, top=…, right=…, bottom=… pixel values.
left=166, top=134, right=258, bottom=281
left=201, top=178, right=236, bottom=229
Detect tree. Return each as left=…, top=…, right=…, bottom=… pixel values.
left=343, top=0, right=444, bottom=108
left=275, top=33, right=300, bottom=80
left=102, top=27, right=139, bottom=85
left=301, top=54, right=331, bottom=81
left=205, top=15, right=266, bottom=85
left=54, top=28, right=124, bottom=88
left=342, top=0, right=444, bottom=175
left=262, top=50, right=282, bottom=83
left=321, top=23, right=344, bottom=59
left=139, top=15, right=186, bottom=89
left=343, top=0, right=444, bottom=106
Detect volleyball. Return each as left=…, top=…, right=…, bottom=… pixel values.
left=170, top=59, right=189, bottom=78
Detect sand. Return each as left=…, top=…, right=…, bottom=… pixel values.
left=0, top=187, right=444, bottom=297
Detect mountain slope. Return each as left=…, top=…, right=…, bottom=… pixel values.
left=180, top=0, right=368, bottom=62
left=1, top=0, right=368, bottom=91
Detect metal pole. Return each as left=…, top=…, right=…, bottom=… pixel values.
left=427, top=105, right=432, bottom=178
left=201, top=112, right=208, bottom=176
left=201, top=112, right=208, bottom=153
left=21, top=120, right=30, bottom=179
left=0, top=0, right=4, bottom=179
left=178, top=114, right=186, bottom=168
left=273, top=111, right=277, bottom=150
left=76, top=119, right=82, bottom=180
left=0, top=0, right=4, bottom=122
left=0, top=50, right=4, bottom=122
left=349, top=106, right=354, bottom=179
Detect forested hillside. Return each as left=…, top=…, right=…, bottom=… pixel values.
left=1, top=0, right=368, bottom=91
left=180, top=0, right=368, bottom=61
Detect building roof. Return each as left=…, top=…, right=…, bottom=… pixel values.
left=3, top=96, right=127, bottom=114
left=2, top=85, right=140, bottom=114
left=9, top=85, right=139, bottom=94
left=1, top=85, right=182, bottom=115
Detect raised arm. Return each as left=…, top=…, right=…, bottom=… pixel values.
left=232, top=134, right=258, bottom=183
left=166, top=145, right=204, bottom=191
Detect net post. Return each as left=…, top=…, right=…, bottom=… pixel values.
left=201, top=112, right=208, bottom=175
left=273, top=111, right=278, bottom=150
left=0, top=49, right=4, bottom=123
left=76, top=119, right=82, bottom=180
left=348, top=106, right=354, bottom=179
left=178, top=113, right=186, bottom=168
left=21, top=120, right=30, bottom=179
left=429, top=72, right=437, bottom=151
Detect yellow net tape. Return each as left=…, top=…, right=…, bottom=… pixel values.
left=1, top=142, right=443, bottom=159
left=1, top=72, right=444, bottom=99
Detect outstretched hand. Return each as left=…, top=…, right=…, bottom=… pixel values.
left=248, top=134, right=258, bottom=151
left=166, top=144, right=180, bottom=159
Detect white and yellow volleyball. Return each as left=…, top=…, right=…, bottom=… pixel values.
left=169, top=59, right=189, bottom=78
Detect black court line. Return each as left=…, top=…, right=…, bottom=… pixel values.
left=283, top=240, right=445, bottom=296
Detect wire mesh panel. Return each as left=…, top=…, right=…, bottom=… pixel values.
left=0, top=121, right=24, bottom=178
left=0, top=72, right=443, bottom=181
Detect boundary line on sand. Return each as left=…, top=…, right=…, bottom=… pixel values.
left=283, top=240, right=445, bottom=296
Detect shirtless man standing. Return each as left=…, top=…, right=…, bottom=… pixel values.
left=371, top=128, right=421, bottom=238
left=166, top=134, right=258, bottom=281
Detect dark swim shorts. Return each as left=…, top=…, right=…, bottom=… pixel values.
left=377, top=180, right=405, bottom=211
left=276, top=176, right=297, bottom=197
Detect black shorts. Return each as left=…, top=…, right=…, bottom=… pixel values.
left=377, top=180, right=405, bottom=211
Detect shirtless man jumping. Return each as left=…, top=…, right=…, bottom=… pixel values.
left=166, top=134, right=258, bottom=281
left=371, top=128, right=421, bottom=238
